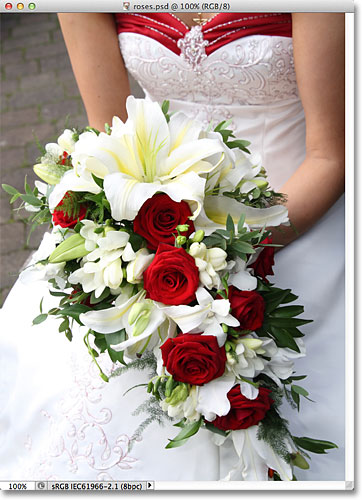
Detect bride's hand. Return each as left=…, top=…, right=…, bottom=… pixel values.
left=271, top=13, right=345, bottom=248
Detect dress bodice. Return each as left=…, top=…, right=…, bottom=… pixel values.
left=116, top=13, right=298, bottom=123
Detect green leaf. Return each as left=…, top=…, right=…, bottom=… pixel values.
left=293, top=437, right=338, bottom=454
left=161, top=100, right=170, bottom=114
left=32, top=313, right=48, bottom=325
left=291, top=385, right=309, bottom=397
left=24, top=178, right=33, bottom=196
left=105, top=329, right=126, bottom=346
left=165, top=437, right=190, bottom=449
left=269, top=326, right=301, bottom=352
left=59, top=318, right=70, bottom=333
left=165, top=419, right=202, bottom=449
left=10, top=192, right=22, bottom=203
left=270, top=305, right=305, bottom=318
left=226, top=139, right=251, bottom=153
left=20, top=194, right=42, bottom=206
left=129, top=232, right=144, bottom=252
left=231, top=240, right=255, bottom=254
left=204, top=422, right=229, bottom=436
left=268, top=317, right=313, bottom=328
left=108, top=346, right=126, bottom=365
left=49, top=290, right=69, bottom=297
left=291, top=388, right=300, bottom=410
left=2, top=184, right=20, bottom=196
left=264, top=288, right=294, bottom=313
left=173, top=419, right=187, bottom=428
left=226, top=213, right=234, bottom=234
left=91, top=174, right=104, bottom=189
left=90, top=288, right=111, bottom=305
left=94, top=335, right=108, bottom=353
left=58, top=303, right=91, bottom=323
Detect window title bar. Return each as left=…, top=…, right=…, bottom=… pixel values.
left=0, top=1, right=354, bottom=14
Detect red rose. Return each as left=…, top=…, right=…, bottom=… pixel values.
left=52, top=191, right=87, bottom=228
left=134, top=194, right=195, bottom=250
left=161, top=334, right=226, bottom=385
left=228, top=286, right=265, bottom=331
left=143, top=244, right=199, bottom=305
left=209, top=385, right=273, bottom=431
left=250, top=237, right=275, bottom=282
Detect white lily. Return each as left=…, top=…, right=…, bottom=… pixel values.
left=58, top=97, right=225, bottom=222
left=260, top=337, right=306, bottom=387
left=222, top=426, right=293, bottom=481
left=80, top=291, right=168, bottom=353
left=194, top=194, right=289, bottom=235
left=196, top=373, right=235, bottom=421
left=159, top=287, right=239, bottom=347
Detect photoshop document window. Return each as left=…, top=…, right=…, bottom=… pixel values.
left=0, top=0, right=354, bottom=492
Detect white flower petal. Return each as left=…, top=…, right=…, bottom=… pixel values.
left=49, top=169, right=101, bottom=210
left=158, top=303, right=209, bottom=333
left=196, top=374, right=235, bottom=421
left=203, top=195, right=289, bottom=228
left=168, top=112, right=203, bottom=152
left=164, top=138, right=223, bottom=179
left=245, top=426, right=293, bottom=481
left=126, top=96, right=171, bottom=178
left=231, top=427, right=269, bottom=481
left=104, top=172, right=162, bottom=221
left=126, top=249, right=154, bottom=284
left=80, top=291, right=142, bottom=333
left=239, top=381, right=259, bottom=400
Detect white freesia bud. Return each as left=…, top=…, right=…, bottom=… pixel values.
left=103, top=259, right=123, bottom=290
left=57, top=129, right=76, bottom=154
left=189, top=242, right=207, bottom=259
left=189, top=243, right=227, bottom=289
left=239, top=338, right=265, bottom=353
left=126, top=248, right=154, bottom=284
left=207, top=247, right=227, bottom=271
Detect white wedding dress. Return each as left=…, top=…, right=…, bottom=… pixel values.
left=0, top=22, right=345, bottom=482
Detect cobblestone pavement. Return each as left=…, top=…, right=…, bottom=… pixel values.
left=0, top=13, right=143, bottom=307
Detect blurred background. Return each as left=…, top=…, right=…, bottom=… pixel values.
left=0, top=13, right=143, bottom=306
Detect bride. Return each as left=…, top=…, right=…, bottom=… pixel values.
left=0, top=12, right=345, bottom=482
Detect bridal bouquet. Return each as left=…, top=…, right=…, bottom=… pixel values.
left=3, top=97, right=336, bottom=481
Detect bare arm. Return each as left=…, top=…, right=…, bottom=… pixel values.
left=58, top=13, right=131, bottom=130
left=272, top=13, right=345, bottom=246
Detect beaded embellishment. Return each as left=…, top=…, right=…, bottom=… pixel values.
left=177, top=26, right=209, bottom=71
